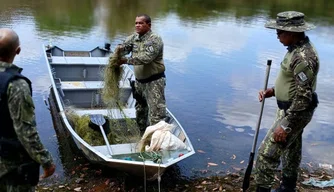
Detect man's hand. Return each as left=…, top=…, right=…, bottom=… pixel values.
left=40, top=163, right=56, bottom=179
left=258, top=88, right=275, bottom=102
left=115, top=44, right=125, bottom=51
left=117, top=57, right=128, bottom=65
left=273, top=125, right=288, bottom=143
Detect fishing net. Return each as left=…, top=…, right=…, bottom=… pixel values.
left=65, top=107, right=140, bottom=146
left=101, top=45, right=124, bottom=107
left=65, top=108, right=115, bottom=146
left=65, top=45, right=141, bottom=147
left=107, top=116, right=141, bottom=144
left=101, top=45, right=141, bottom=145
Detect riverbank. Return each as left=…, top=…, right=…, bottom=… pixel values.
left=36, top=160, right=334, bottom=192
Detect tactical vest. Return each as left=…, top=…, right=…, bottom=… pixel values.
left=0, top=67, right=40, bottom=186
left=0, top=66, right=32, bottom=154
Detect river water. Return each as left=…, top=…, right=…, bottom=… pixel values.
left=1, top=0, right=334, bottom=180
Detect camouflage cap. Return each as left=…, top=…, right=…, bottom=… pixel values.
left=265, top=11, right=315, bottom=32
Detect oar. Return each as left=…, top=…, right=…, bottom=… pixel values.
left=89, top=114, right=113, bottom=157
left=242, top=59, right=272, bottom=191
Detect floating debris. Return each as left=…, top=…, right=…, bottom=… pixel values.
left=235, top=128, right=245, bottom=132
left=319, top=163, right=333, bottom=170
left=208, top=162, right=218, bottom=167
left=197, top=150, right=206, bottom=153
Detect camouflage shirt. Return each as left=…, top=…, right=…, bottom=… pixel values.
left=0, top=62, right=53, bottom=178
left=123, top=30, right=165, bottom=80
left=274, top=37, right=319, bottom=128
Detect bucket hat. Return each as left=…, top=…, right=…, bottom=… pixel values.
left=265, top=11, right=315, bottom=32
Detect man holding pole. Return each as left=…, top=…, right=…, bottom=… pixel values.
left=254, top=11, right=319, bottom=192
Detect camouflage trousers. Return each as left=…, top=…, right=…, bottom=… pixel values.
left=0, top=177, right=35, bottom=192
left=134, top=77, right=166, bottom=131
left=254, top=108, right=314, bottom=188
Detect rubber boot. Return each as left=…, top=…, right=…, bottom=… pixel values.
left=271, top=177, right=296, bottom=192
left=256, top=186, right=271, bottom=192
left=271, top=185, right=295, bottom=192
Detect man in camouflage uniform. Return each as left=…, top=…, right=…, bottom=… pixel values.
left=254, top=11, right=319, bottom=192
left=0, top=28, right=55, bottom=191
left=118, top=14, right=167, bottom=132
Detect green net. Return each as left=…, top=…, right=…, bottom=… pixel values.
left=101, top=45, right=141, bottom=145
left=65, top=45, right=142, bottom=148
left=65, top=107, right=141, bottom=146
left=65, top=109, right=115, bottom=146
left=101, top=46, right=124, bottom=107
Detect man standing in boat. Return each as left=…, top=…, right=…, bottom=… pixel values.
left=0, top=28, right=55, bottom=191
left=118, top=14, right=167, bottom=133
left=254, top=11, right=319, bottom=192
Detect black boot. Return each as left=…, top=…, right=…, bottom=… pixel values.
left=256, top=186, right=271, bottom=192
left=271, top=177, right=296, bottom=192
left=271, top=185, right=295, bottom=192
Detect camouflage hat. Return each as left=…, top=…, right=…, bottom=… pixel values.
left=265, top=11, right=315, bottom=32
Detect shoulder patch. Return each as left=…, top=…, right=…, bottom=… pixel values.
left=147, top=46, right=154, bottom=53
left=298, top=72, right=308, bottom=82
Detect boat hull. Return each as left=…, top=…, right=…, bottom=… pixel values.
left=44, top=45, right=195, bottom=181
left=48, top=87, right=167, bottom=180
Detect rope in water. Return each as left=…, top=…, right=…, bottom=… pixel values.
left=139, top=151, right=163, bottom=192
left=157, top=159, right=161, bottom=192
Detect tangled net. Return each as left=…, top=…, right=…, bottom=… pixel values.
left=66, top=107, right=141, bottom=145
left=66, top=45, right=141, bottom=147
left=101, top=45, right=141, bottom=144
left=108, top=115, right=141, bottom=144
left=66, top=108, right=115, bottom=146
left=102, top=45, right=124, bottom=107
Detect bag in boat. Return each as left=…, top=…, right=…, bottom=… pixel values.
left=138, top=121, right=187, bottom=152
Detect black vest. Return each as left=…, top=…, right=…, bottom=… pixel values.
left=0, top=66, right=31, bottom=147
left=0, top=67, right=41, bottom=186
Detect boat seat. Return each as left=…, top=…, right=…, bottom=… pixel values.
left=50, top=56, right=109, bottom=65
left=50, top=59, right=131, bottom=82
left=60, top=81, right=130, bottom=90
left=93, top=143, right=138, bottom=155
left=59, top=81, right=132, bottom=108
left=75, top=108, right=136, bottom=119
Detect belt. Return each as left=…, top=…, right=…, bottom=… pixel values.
left=277, top=92, right=319, bottom=112
left=277, top=100, right=292, bottom=112
left=136, top=72, right=165, bottom=83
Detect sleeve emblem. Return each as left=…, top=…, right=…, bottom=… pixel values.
left=298, top=72, right=308, bottom=82
left=147, top=46, right=154, bottom=53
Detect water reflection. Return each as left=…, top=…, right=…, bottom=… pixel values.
left=158, top=14, right=252, bottom=77
left=33, top=1, right=95, bottom=34
left=1, top=0, right=334, bottom=179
